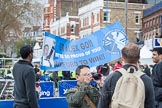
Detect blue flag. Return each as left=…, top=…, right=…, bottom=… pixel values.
left=40, top=22, right=128, bottom=71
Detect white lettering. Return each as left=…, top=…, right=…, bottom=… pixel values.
left=70, top=53, right=85, bottom=58
left=40, top=91, right=51, bottom=97
left=91, top=47, right=101, bottom=53
left=55, top=53, right=64, bottom=58
left=63, top=89, right=68, bottom=94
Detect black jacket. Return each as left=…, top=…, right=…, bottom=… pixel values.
left=98, top=64, right=155, bottom=108
left=152, top=61, right=162, bottom=102
left=13, top=60, right=39, bottom=108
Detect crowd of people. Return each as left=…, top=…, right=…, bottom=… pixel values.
left=65, top=43, right=157, bottom=108
left=5, top=41, right=162, bottom=108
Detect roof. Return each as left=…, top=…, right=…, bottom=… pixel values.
left=143, top=1, right=162, bottom=17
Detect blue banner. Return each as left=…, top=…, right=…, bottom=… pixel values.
left=59, top=80, right=77, bottom=97
left=39, top=81, right=54, bottom=98
left=0, top=97, right=68, bottom=108
left=40, top=22, right=128, bottom=71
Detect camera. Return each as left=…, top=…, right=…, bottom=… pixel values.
left=91, top=73, right=102, bottom=80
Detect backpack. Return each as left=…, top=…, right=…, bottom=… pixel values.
left=110, top=66, right=145, bottom=108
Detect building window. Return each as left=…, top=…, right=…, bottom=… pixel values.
left=80, top=20, right=82, bottom=28
left=150, top=20, right=152, bottom=27
left=104, top=12, right=108, bottom=21
left=153, top=18, right=155, bottom=26
left=156, top=17, right=159, bottom=24
left=51, top=7, right=53, bottom=13
left=94, top=13, right=99, bottom=24
left=134, top=12, right=141, bottom=24
left=44, top=8, right=48, bottom=14
left=103, top=11, right=110, bottom=23
left=83, top=18, right=85, bottom=27
left=147, top=21, right=149, bottom=27
left=45, top=19, right=48, bottom=26
left=86, top=17, right=88, bottom=26
left=144, top=22, right=146, bottom=29
left=135, top=13, right=140, bottom=24
left=71, top=25, right=75, bottom=33
left=97, top=13, right=99, bottom=22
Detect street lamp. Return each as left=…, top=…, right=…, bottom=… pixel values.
left=125, top=0, right=128, bottom=35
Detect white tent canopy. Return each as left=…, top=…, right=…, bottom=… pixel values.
left=140, top=45, right=154, bottom=65
left=140, top=45, right=152, bottom=59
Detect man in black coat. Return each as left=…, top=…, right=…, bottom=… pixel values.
left=13, top=45, right=39, bottom=108
left=152, top=47, right=162, bottom=108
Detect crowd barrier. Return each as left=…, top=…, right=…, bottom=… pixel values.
left=39, top=80, right=77, bottom=97
left=0, top=97, right=68, bottom=108
left=59, top=80, right=77, bottom=97
left=39, top=81, right=54, bottom=98
left=0, top=80, right=79, bottom=108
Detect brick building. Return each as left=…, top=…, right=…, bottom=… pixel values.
left=79, top=0, right=151, bottom=42
left=142, top=1, right=162, bottom=39
left=43, top=0, right=94, bottom=33
left=43, top=0, right=151, bottom=41
left=50, top=13, right=80, bottom=40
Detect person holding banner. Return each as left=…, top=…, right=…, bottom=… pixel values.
left=65, top=65, right=100, bottom=108
left=13, top=45, right=39, bottom=108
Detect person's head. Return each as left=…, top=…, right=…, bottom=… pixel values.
left=35, top=64, right=39, bottom=68
left=43, top=44, right=49, bottom=56
left=75, top=65, right=91, bottom=85
left=121, top=43, right=140, bottom=65
left=144, top=64, right=148, bottom=68
left=152, top=47, right=162, bottom=63
left=20, top=45, right=33, bottom=62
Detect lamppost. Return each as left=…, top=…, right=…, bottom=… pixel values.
left=125, top=0, right=128, bottom=35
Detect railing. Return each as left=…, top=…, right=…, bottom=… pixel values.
left=0, top=79, right=14, bottom=100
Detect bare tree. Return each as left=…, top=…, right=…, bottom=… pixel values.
left=0, top=0, right=43, bottom=52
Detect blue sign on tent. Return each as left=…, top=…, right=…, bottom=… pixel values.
left=153, top=38, right=162, bottom=48
left=59, top=80, right=77, bottom=97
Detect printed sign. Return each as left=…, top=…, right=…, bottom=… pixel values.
left=39, top=81, right=54, bottom=98
left=59, top=80, right=77, bottom=97
left=153, top=38, right=162, bottom=48
left=40, top=22, right=128, bottom=71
